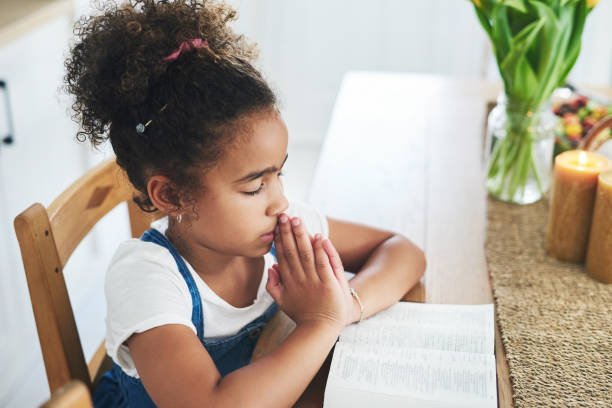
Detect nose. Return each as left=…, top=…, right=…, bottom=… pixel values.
left=266, top=177, right=289, bottom=217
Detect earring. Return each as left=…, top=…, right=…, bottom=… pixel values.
left=176, top=213, right=183, bottom=223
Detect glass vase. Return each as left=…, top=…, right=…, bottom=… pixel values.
left=484, top=94, right=557, bottom=204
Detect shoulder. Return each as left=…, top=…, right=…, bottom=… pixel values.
left=105, top=238, right=196, bottom=375
left=105, top=238, right=187, bottom=297
left=105, top=238, right=193, bottom=316
left=286, top=200, right=329, bottom=238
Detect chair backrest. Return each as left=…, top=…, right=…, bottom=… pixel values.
left=14, top=159, right=160, bottom=394
left=40, top=380, right=93, bottom=408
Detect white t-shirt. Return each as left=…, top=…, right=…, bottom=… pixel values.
left=105, top=200, right=329, bottom=378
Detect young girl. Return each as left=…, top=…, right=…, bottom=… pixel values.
left=64, top=1, right=425, bottom=406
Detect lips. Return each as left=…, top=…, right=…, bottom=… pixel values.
left=260, top=229, right=276, bottom=243
left=261, top=227, right=276, bottom=238
left=259, top=226, right=276, bottom=243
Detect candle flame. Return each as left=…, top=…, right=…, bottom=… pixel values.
left=578, top=151, right=588, bottom=166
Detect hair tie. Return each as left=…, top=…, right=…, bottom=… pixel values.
left=161, top=38, right=212, bottom=63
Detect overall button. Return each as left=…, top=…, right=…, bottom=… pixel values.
left=248, top=327, right=262, bottom=340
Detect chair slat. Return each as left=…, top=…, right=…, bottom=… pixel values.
left=88, top=341, right=113, bottom=391
left=14, top=204, right=91, bottom=393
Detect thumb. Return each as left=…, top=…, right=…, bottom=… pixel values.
left=266, top=267, right=283, bottom=303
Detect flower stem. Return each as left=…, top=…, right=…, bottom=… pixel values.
left=486, top=104, right=548, bottom=203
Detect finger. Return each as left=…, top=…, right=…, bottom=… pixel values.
left=322, top=238, right=347, bottom=287
left=313, top=234, right=334, bottom=283
left=290, top=217, right=319, bottom=281
left=266, top=267, right=283, bottom=303
left=271, top=263, right=290, bottom=288
left=279, top=213, right=306, bottom=281
left=267, top=266, right=281, bottom=287
left=273, top=225, right=291, bottom=284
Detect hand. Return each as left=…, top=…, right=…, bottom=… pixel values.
left=265, top=214, right=352, bottom=329
left=276, top=236, right=359, bottom=326
left=318, top=237, right=361, bottom=326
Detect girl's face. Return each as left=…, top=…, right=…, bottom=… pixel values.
left=185, top=110, right=289, bottom=258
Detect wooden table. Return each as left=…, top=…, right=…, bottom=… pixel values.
left=253, top=72, right=612, bottom=407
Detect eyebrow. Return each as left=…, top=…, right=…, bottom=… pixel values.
left=234, top=154, right=289, bottom=184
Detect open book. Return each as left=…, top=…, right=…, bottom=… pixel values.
left=323, top=302, right=497, bottom=408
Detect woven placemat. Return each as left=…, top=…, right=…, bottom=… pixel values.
left=486, top=197, right=612, bottom=408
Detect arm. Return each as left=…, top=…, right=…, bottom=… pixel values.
left=327, top=217, right=426, bottom=322
left=128, top=319, right=340, bottom=408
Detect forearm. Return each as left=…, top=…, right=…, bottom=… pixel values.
left=213, top=320, right=341, bottom=408
left=349, top=235, right=425, bottom=320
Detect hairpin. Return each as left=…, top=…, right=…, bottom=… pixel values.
left=136, top=104, right=167, bottom=134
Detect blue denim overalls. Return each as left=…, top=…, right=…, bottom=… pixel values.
left=93, top=228, right=278, bottom=407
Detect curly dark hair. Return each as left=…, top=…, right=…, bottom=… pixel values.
left=64, top=0, right=278, bottom=211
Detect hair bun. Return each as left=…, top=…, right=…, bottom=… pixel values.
left=64, top=0, right=256, bottom=146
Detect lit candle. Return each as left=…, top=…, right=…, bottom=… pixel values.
left=545, top=150, right=611, bottom=262
left=585, top=171, right=612, bottom=283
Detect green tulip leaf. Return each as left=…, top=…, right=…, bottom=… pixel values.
left=491, top=5, right=513, bottom=63
left=557, top=1, right=587, bottom=83
left=502, top=0, right=528, bottom=13
left=500, top=18, right=545, bottom=79
left=474, top=6, right=493, bottom=38
left=530, top=2, right=573, bottom=104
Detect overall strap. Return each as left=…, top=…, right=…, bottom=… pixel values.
left=141, top=229, right=204, bottom=341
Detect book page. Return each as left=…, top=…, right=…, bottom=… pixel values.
left=339, top=322, right=493, bottom=354
left=324, top=342, right=497, bottom=408
left=339, top=302, right=495, bottom=355
left=359, top=302, right=494, bottom=330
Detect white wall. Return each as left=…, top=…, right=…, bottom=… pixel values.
left=228, top=0, right=490, bottom=146
left=569, top=0, right=612, bottom=86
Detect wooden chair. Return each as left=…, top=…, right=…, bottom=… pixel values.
left=14, top=159, right=159, bottom=395
left=40, top=380, right=93, bottom=408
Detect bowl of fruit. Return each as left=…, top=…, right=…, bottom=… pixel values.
left=552, top=87, right=612, bottom=158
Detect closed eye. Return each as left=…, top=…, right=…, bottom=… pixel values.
left=244, top=171, right=284, bottom=196
left=244, top=184, right=264, bottom=196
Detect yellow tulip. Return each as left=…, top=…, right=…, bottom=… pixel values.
left=472, top=0, right=482, bottom=7
left=587, top=0, right=599, bottom=7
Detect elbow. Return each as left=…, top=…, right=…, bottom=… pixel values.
left=407, top=244, right=426, bottom=298
left=397, top=233, right=426, bottom=282
left=416, top=247, right=426, bottom=279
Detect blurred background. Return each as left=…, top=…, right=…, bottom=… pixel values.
left=0, top=0, right=610, bottom=406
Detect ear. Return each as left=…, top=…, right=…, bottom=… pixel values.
left=147, top=175, right=182, bottom=216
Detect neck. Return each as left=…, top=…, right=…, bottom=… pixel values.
left=165, top=220, right=251, bottom=280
